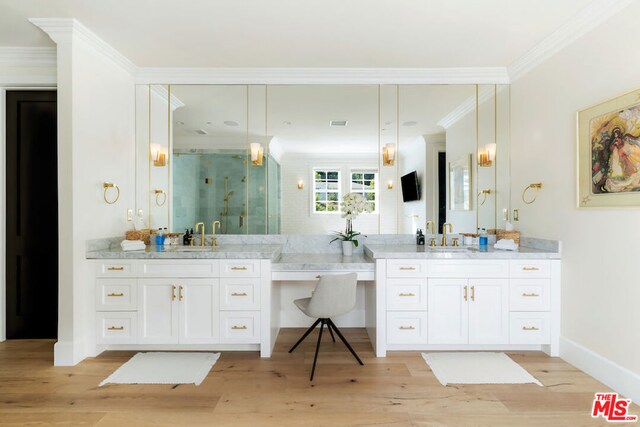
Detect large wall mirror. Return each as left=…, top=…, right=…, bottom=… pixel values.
left=135, top=84, right=510, bottom=236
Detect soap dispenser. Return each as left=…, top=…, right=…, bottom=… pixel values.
left=416, top=229, right=425, bottom=246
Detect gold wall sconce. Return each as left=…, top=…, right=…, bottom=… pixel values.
left=250, top=143, right=264, bottom=166
left=383, top=143, right=396, bottom=166
left=103, top=182, right=120, bottom=204
left=297, top=180, right=304, bottom=190
left=522, top=183, right=543, bottom=204
left=154, top=189, right=167, bottom=206
left=478, top=189, right=492, bottom=206
left=478, top=143, right=496, bottom=167
left=387, top=180, right=394, bottom=189
left=151, top=144, right=168, bottom=167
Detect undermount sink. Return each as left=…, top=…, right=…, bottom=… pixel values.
left=173, top=246, right=216, bottom=252
left=428, top=246, right=477, bottom=252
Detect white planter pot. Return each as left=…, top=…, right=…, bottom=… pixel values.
left=342, top=241, right=354, bottom=256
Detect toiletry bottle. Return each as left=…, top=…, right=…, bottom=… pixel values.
left=417, top=229, right=425, bottom=246
left=183, top=229, right=190, bottom=246
left=155, top=228, right=162, bottom=246
left=478, top=228, right=488, bottom=251
left=163, top=228, right=171, bottom=246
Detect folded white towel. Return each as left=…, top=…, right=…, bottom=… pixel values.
left=494, top=238, right=519, bottom=251
left=121, top=240, right=145, bottom=251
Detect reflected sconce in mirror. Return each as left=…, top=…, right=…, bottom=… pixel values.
left=522, top=183, right=542, bottom=204
left=103, top=182, right=120, bottom=204
left=151, top=144, right=168, bottom=167
left=297, top=180, right=304, bottom=190
left=383, top=143, right=396, bottom=166
left=250, top=143, right=264, bottom=166
left=478, top=189, right=492, bottom=206
left=478, top=143, right=496, bottom=167
left=154, top=189, right=167, bottom=206
left=387, top=180, right=394, bottom=189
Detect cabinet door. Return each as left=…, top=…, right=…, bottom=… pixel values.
left=468, top=279, right=509, bottom=344
left=138, top=279, right=180, bottom=344
left=428, top=279, right=468, bottom=344
left=179, top=279, right=219, bottom=344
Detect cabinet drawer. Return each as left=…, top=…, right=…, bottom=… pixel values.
left=509, top=312, right=550, bottom=344
left=509, top=260, right=551, bottom=278
left=220, top=311, right=261, bottom=343
left=139, top=261, right=219, bottom=278
left=428, top=260, right=509, bottom=278
left=386, top=260, right=428, bottom=278
left=386, top=278, right=428, bottom=311
left=96, top=261, right=137, bottom=278
left=96, top=279, right=137, bottom=311
left=220, top=260, right=261, bottom=278
left=220, top=278, right=261, bottom=311
left=96, top=312, right=137, bottom=344
left=510, top=279, right=551, bottom=311
left=386, top=311, right=428, bottom=345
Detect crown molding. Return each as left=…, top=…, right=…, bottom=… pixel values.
left=150, top=84, right=185, bottom=111
left=135, top=67, right=510, bottom=85
left=508, top=0, right=633, bottom=81
left=29, top=18, right=137, bottom=76
left=437, top=86, right=497, bottom=129
left=0, top=47, right=56, bottom=67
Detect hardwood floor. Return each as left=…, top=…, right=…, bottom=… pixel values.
left=0, top=329, right=634, bottom=426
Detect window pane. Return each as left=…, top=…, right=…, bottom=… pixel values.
left=315, top=192, right=326, bottom=201
left=368, top=202, right=375, bottom=211
left=364, top=180, right=374, bottom=189
left=364, top=173, right=375, bottom=180
left=315, top=171, right=326, bottom=181
left=315, top=202, right=326, bottom=212
left=327, top=192, right=338, bottom=202
left=352, top=173, right=363, bottom=181
left=327, top=171, right=339, bottom=180
left=327, top=182, right=339, bottom=190
left=315, top=182, right=327, bottom=190
left=327, top=202, right=338, bottom=211
left=365, top=192, right=375, bottom=201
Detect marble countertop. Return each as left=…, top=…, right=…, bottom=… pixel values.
left=86, top=244, right=282, bottom=260
left=363, top=244, right=561, bottom=259
left=272, top=253, right=374, bottom=271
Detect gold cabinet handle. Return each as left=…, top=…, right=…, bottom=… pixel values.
left=231, top=267, right=248, bottom=271
left=399, top=267, right=416, bottom=271
left=463, top=285, right=468, bottom=301
left=399, top=326, right=415, bottom=330
left=107, top=267, right=124, bottom=271
left=179, top=285, right=184, bottom=301
left=399, top=293, right=415, bottom=297
left=231, top=292, right=247, bottom=296
left=107, top=292, right=124, bottom=297
left=522, top=292, right=540, bottom=297
left=522, top=326, right=540, bottom=331
left=231, top=325, right=248, bottom=330
left=107, top=326, right=124, bottom=331
left=522, top=267, right=540, bottom=271
left=171, top=285, right=177, bottom=301
left=470, top=285, right=475, bottom=302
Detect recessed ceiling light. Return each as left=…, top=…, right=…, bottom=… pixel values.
left=283, top=121, right=292, bottom=125
left=206, top=121, right=212, bottom=125
left=195, top=129, right=208, bottom=135
left=224, top=120, right=239, bottom=127
left=175, top=121, right=184, bottom=125
left=384, top=121, right=392, bottom=125
left=403, top=121, right=417, bottom=127
left=330, top=120, right=348, bottom=127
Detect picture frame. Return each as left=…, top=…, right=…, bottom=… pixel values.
left=449, top=154, right=472, bottom=211
left=578, top=87, right=640, bottom=207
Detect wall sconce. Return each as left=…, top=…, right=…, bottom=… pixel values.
left=478, top=143, right=496, bottom=167
left=383, top=143, right=396, bottom=166
left=478, top=189, right=492, bottom=206
left=151, top=144, right=168, bottom=167
left=387, top=180, right=394, bottom=189
left=522, top=183, right=543, bottom=204
left=297, top=180, right=304, bottom=190
left=250, top=143, right=264, bottom=166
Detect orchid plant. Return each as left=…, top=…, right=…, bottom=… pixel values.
left=330, top=193, right=373, bottom=247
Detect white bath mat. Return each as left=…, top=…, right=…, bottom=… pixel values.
left=99, top=352, right=220, bottom=387
left=422, top=352, right=542, bottom=386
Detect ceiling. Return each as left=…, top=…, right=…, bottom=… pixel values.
left=0, top=0, right=595, bottom=68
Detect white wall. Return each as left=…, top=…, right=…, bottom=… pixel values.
left=510, top=1, right=640, bottom=400
left=280, top=152, right=379, bottom=235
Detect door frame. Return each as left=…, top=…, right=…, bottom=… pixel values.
left=0, top=86, right=57, bottom=341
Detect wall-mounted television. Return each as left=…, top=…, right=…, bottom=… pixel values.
left=401, top=171, right=421, bottom=202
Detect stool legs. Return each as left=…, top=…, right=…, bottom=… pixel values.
left=327, top=318, right=364, bottom=366
left=310, top=320, right=325, bottom=381
left=288, top=318, right=321, bottom=353
left=326, top=321, right=336, bottom=342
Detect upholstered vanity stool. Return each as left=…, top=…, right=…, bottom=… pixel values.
left=288, top=273, right=364, bottom=380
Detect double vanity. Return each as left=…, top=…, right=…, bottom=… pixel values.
left=87, top=237, right=560, bottom=359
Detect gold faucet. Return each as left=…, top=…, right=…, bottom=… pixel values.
left=441, top=223, right=453, bottom=247
left=211, top=221, right=221, bottom=247
left=195, top=222, right=205, bottom=247
left=426, top=220, right=434, bottom=235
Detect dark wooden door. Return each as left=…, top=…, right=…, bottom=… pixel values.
left=6, top=91, right=58, bottom=339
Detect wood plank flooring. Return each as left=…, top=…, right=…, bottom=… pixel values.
left=0, top=329, right=635, bottom=426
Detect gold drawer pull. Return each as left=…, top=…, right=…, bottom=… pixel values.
left=399, top=267, right=416, bottom=271
left=522, top=267, right=540, bottom=271
left=399, top=326, right=415, bottom=330
left=107, top=267, right=124, bottom=271
left=231, top=292, right=248, bottom=296
left=107, top=326, right=124, bottom=331
left=231, top=267, right=248, bottom=271
left=399, top=293, right=415, bottom=297
left=522, top=292, right=540, bottom=297
left=231, top=325, right=248, bottom=330
left=107, top=292, right=124, bottom=297
left=522, top=326, right=540, bottom=331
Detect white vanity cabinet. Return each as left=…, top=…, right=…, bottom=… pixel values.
left=376, top=258, right=560, bottom=357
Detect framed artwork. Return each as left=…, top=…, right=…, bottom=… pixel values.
left=578, top=87, right=640, bottom=207
left=449, top=154, right=472, bottom=211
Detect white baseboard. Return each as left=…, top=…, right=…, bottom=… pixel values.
left=53, top=340, right=86, bottom=366
left=560, top=336, right=640, bottom=404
